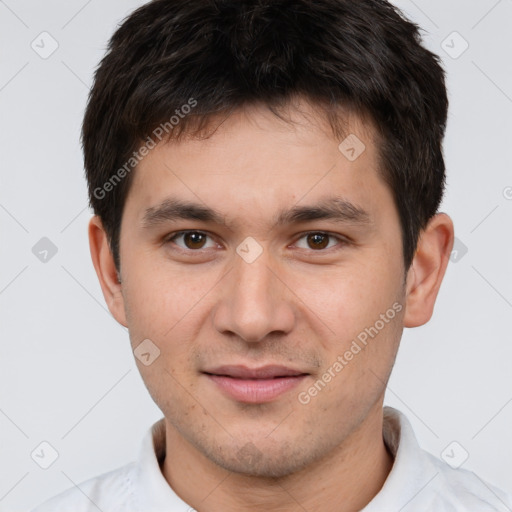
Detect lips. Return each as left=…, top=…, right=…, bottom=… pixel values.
left=203, top=365, right=309, bottom=403
left=204, top=365, right=307, bottom=379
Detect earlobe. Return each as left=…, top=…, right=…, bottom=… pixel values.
left=403, top=213, right=454, bottom=328
left=88, top=216, right=128, bottom=327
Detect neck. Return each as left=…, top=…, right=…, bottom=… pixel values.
left=162, top=404, right=393, bottom=512
left=161, top=402, right=394, bottom=511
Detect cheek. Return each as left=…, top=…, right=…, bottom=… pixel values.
left=289, top=255, right=402, bottom=343
left=120, top=245, right=216, bottom=337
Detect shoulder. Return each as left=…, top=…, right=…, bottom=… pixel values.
left=425, top=451, right=512, bottom=511
left=30, top=462, right=137, bottom=512
left=376, top=408, right=512, bottom=512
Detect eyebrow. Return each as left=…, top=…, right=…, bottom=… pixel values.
left=142, top=196, right=372, bottom=229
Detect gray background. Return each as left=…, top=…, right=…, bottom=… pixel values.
left=0, top=0, right=511, bottom=510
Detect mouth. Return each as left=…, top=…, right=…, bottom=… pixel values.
left=202, top=365, right=309, bottom=403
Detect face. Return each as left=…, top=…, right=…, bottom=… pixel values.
left=115, top=100, right=408, bottom=477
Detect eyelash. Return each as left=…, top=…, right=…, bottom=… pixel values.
left=163, top=230, right=350, bottom=254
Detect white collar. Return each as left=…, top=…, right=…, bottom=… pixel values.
left=130, top=406, right=512, bottom=511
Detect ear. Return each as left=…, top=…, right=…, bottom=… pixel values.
left=403, top=213, right=454, bottom=328
left=88, top=216, right=128, bottom=327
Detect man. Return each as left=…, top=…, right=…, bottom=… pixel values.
left=32, top=0, right=512, bottom=510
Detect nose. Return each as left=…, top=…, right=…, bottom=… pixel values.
left=212, top=248, right=296, bottom=343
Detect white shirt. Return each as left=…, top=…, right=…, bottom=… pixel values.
left=31, top=406, right=512, bottom=512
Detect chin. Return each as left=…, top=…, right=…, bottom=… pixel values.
left=200, top=437, right=323, bottom=479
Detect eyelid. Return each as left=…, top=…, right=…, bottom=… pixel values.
left=290, top=231, right=350, bottom=251
left=164, top=229, right=350, bottom=252
left=164, top=230, right=220, bottom=250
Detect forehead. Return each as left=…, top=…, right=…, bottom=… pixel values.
left=125, top=100, right=392, bottom=229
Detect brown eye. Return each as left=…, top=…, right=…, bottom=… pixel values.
left=167, top=231, right=216, bottom=250
left=306, top=233, right=330, bottom=250
left=183, top=232, right=207, bottom=249
left=293, top=232, right=347, bottom=252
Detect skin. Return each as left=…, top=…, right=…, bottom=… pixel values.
left=90, top=97, right=454, bottom=512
